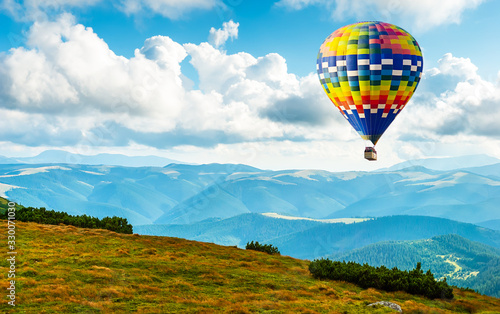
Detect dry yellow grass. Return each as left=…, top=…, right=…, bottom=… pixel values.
left=0, top=220, right=499, bottom=313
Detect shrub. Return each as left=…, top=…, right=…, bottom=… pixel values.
left=309, top=259, right=453, bottom=300
left=1, top=206, right=133, bottom=234
left=246, top=241, right=280, bottom=255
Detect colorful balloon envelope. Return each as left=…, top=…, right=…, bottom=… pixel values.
left=317, top=21, right=423, bottom=160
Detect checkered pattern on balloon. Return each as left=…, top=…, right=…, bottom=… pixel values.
left=317, top=22, right=423, bottom=148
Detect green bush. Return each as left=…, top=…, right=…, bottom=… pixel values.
left=309, top=259, right=453, bottom=300
left=246, top=241, right=280, bottom=255
left=2, top=206, right=133, bottom=234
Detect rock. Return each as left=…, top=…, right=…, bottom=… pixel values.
left=367, top=301, right=402, bottom=313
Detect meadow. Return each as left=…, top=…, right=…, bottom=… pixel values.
left=1, top=220, right=500, bottom=313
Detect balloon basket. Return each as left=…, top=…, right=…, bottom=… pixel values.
left=364, top=147, right=377, bottom=161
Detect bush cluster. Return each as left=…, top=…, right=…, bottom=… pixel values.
left=2, top=206, right=133, bottom=234
left=246, top=241, right=280, bottom=255
left=309, top=259, right=453, bottom=299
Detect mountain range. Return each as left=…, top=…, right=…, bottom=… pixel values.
left=0, top=150, right=182, bottom=167
left=1, top=158, right=500, bottom=226
left=3, top=150, right=499, bottom=171
left=380, top=154, right=500, bottom=171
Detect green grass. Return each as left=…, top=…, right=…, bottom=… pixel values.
left=1, top=221, right=499, bottom=313
left=0, top=197, right=23, bottom=214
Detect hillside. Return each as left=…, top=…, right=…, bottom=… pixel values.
left=2, top=221, right=500, bottom=313
left=333, top=234, right=500, bottom=298
left=0, top=196, right=23, bottom=212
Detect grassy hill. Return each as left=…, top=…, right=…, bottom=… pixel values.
left=0, top=197, right=23, bottom=212
left=2, top=221, right=500, bottom=313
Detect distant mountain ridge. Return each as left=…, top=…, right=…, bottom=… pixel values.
left=378, top=154, right=500, bottom=171
left=477, top=219, right=500, bottom=231
left=1, top=160, right=500, bottom=225
left=2, top=150, right=499, bottom=171
left=0, top=150, right=183, bottom=167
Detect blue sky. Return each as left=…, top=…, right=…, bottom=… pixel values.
left=1, top=0, right=500, bottom=171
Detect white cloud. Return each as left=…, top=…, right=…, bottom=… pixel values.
left=276, top=0, right=486, bottom=31
left=1, top=0, right=23, bottom=18
left=0, top=14, right=346, bottom=151
left=1, top=46, right=79, bottom=108
left=2, top=0, right=219, bottom=21
left=0, top=13, right=187, bottom=120
left=275, top=0, right=323, bottom=10
left=140, top=35, right=188, bottom=81
left=2, top=0, right=102, bottom=21
left=208, top=20, right=239, bottom=48
left=26, top=0, right=102, bottom=7
left=393, top=53, right=500, bottom=148
left=432, top=53, right=479, bottom=80
left=118, top=0, right=219, bottom=19
left=184, top=42, right=254, bottom=93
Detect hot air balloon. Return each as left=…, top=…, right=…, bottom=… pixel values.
left=317, top=21, right=423, bottom=161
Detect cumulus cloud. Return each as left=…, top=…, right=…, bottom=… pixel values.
left=393, top=53, right=500, bottom=143
left=262, top=95, right=332, bottom=126
left=276, top=0, right=486, bottom=32
left=0, top=14, right=344, bottom=149
left=208, top=20, right=239, bottom=48
left=0, top=14, right=188, bottom=146
left=260, top=73, right=339, bottom=126
left=431, top=53, right=479, bottom=80
left=415, top=54, right=481, bottom=99
left=0, top=13, right=187, bottom=118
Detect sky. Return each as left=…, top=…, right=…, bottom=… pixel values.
left=0, top=0, right=500, bottom=172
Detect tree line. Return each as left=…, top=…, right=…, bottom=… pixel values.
left=309, top=259, right=454, bottom=299
left=2, top=206, right=133, bottom=234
